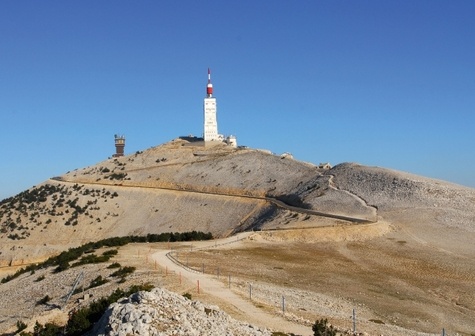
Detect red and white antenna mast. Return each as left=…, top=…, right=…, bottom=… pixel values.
left=206, top=67, right=213, bottom=97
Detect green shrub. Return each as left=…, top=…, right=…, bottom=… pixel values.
left=312, top=318, right=336, bottom=336
left=35, top=275, right=45, bottom=282
left=54, top=260, right=70, bottom=273
left=8, top=233, right=21, bottom=240
left=89, top=275, right=108, bottom=289
left=19, top=321, right=63, bottom=336
left=108, top=172, right=127, bottom=180
left=102, top=249, right=118, bottom=256
left=111, top=266, right=136, bottom=278
left=73, top=286, right=83, bottom=295
left=36, top=295, right=51, bottom=306
left=183, top=292, right=192, bottom=300
left=16, top=320, right=27, bottom=332
left=107, top=262, right=121, bottom=269
left=71, top=254, right=109, bottom=267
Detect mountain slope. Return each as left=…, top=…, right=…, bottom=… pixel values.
left=1, top=138, right=474, bottom=266
left=2, top=138, right=475, bottom=335
left=0, top=139, right=359, bottom=266
left=328, top=162, right=475, bottom=257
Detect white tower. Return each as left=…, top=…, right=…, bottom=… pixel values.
left=203, top=68, right=219, bottom=142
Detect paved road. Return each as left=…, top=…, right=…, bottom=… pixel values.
left=53, top=178, right=375, bottom=224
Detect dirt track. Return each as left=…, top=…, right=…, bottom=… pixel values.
left=144, top=221, right=475, bottom=336
left=150, top=233, right=312, bottom=336
left=93, top=219, right=475, bottom=336
left=2, top=218, right=474, bottom=336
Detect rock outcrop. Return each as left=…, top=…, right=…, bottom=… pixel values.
left=91, top=288, right=271, bottom=336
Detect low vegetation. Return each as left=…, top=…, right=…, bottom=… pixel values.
left=70, top=249, right=117, bottom=268
left=34, top=275, right=45, bottom=282
left=110, top=266, right=135, bottom=278
left=107, top=262, right=121, bottom=269
left=0, top=183, right=118, bottom=239
left=19, top=283, right=317, bottom=336
left=36, top=295, right=51, bottom=306
left=89, top=275, right=109, bottom=288
left=107, top=172, right=128, bottom=180
left=18, top=284, right=154, bottom=336
left=1, top=231, right=213, bottom=284
left=16, top=320, right=27, bottom=333
left=312, top=319, right=336, bottom=336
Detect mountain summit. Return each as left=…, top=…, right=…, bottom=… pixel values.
left=1, top=138, right=475, bottom=335
left=1, top=138, right=474, bottom=267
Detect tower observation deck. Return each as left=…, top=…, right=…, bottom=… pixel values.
left=113, top=134, right=125, bottom=157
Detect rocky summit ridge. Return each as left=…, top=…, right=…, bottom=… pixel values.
left=89, top=287, right=272, bottom=336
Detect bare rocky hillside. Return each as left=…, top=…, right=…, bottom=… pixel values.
left=329, top=162, right=475, bottom=257
left=1, top=138, right=474, bottom=266
left=1, top=138, right=378, bottom=267
left=1, top=138, right=475, bottom=335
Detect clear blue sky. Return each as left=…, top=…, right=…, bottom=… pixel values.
left=1, top=1, right=474, bottom=200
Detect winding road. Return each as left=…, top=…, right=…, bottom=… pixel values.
left=53, top=177, right=376, bottom=224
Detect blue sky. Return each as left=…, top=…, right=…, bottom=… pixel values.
left=1, top=1, right=474, bottom=200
